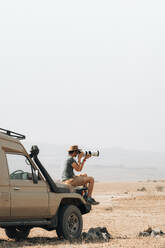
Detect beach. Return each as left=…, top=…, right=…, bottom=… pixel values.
left=0, top=180, right=165, bottom=247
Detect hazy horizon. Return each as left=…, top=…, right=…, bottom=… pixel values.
left=23, top=142, right=165, bottom=181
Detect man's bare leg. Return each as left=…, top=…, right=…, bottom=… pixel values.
left=87, top=177, right=94, bottom=197
left=83, top=176, right=99, bottom=204
left=80, top=174, right=88, bottom=188
left=83, top=176, right=94, bottom=197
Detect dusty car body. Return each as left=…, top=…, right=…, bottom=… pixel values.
left=0, top=128, right=91, bottom=240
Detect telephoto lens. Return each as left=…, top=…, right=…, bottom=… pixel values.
left=84, top=151, right=99, bottom=157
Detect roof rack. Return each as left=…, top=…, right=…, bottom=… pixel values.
left=0, top=128, right=26, bottom=140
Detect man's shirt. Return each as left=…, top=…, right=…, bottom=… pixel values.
left=62, top=156, right=76, bottom=181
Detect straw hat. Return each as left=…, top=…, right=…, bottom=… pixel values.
left=68, top=145, right=79, bottom=152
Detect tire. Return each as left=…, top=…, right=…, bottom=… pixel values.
left=56, top=223, right=64, bottom=240
left=5, top=226, right=30, bottom=240
left=56, top=205, right=83, bottom=240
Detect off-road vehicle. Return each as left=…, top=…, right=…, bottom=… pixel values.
left=0, top=128, right=91, bottom=240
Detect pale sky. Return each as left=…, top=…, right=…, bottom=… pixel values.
left=0, top=0, right=165, bottom=152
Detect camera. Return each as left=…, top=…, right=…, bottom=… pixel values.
left=78, top=150, right=99, bottom=157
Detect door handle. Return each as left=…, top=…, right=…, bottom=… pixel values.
left=14, top=187, right=21, bottom=190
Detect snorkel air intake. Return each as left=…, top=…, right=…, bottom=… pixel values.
left=29, top=146, right=69, bottom=193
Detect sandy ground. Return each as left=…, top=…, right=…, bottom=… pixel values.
left=0, top=180, right=165, bottom=248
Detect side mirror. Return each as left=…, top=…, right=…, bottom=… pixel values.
left=33, top=169, right=39, bottom=184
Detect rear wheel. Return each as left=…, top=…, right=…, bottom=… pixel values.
left=56, top=205, right=82, bottom=240
left=5, top=226, right=30, bottom=240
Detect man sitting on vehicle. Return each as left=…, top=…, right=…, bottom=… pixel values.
left=62, top=145, right=99, bottom=205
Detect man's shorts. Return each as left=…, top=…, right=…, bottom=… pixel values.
left=63, top=175, right=87, bottom=187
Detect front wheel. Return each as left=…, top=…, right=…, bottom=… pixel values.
left=5, top=226, right=30, bottom=240
left=56, top=205, right=83, bottom=240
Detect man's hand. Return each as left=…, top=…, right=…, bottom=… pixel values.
left=78, top=152, right=84, bottom=160
left=85, top=154, right=91, bottom=159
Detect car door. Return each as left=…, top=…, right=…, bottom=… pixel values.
left=0, top=148, right=10, bottom=219
left=6, top=153, right=50, bottom=219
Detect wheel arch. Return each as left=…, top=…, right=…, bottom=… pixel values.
left=58, top=198, right=90, bottom=215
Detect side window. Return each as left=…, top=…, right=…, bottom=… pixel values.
left=6, top=154, right=33, bottom=180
